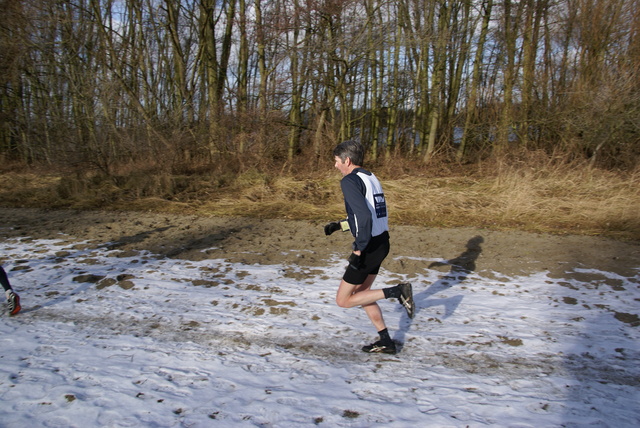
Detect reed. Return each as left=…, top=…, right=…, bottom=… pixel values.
left=1, top=158, right=638, bottom=240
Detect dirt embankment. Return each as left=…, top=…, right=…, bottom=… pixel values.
left=2, top=208, right=638, bottom=286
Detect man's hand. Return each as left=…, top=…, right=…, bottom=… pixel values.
left=324, top=220, right=350, bottom=235
left=348, top=252, right=364, bottom=270
left=324, top=221, right=341, bottom=235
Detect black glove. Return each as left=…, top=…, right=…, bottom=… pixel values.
left=324, top=221, right=341, bottom=236
left=348, top=252, right=365, bottom=270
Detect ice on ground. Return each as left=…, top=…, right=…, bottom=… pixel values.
left=1, top=234, right=639, bottom=427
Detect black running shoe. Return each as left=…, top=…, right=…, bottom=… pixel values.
left=398, top=283, right=415, bottom=318
left=7, top=291, right=20, bottom=316
left=362, top=340, right=397, bottom=354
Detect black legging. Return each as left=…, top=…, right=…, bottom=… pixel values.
left=0, top=265, right=12, bottom=292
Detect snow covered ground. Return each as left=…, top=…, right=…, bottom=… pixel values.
left=1, top=233, right=638, bottom=427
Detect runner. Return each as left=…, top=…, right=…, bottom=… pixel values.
left=1, top=265, right=21, bottom=316
left=325, top=140, right=414, bottom=354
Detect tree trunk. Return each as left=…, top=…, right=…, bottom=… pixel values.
left=458, top=0, right=493, bottom=161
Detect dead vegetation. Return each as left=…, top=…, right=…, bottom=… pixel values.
left=1, top=154, right=638, bottom=241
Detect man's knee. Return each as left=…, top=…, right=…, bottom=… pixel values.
left=335, top=296, right=352, bottom=308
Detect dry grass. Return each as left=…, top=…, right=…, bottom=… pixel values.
left=487, top=165, right=640, bottom=237
left=1, top=161, right=638, bottom=241
left=385, top=167, right=639, bottom=239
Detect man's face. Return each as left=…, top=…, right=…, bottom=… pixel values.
left=334, top=156, right=351, bottom=176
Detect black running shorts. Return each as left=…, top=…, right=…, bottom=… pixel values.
left=342, top=231, right=390, bottom=285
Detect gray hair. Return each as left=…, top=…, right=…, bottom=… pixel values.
left=332, top=140, right=364, bottom=166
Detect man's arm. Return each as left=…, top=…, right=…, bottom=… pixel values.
left=340, top=175, right=372, bottom=251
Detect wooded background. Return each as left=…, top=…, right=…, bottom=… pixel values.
left=1, top=0, right=638, bottom=176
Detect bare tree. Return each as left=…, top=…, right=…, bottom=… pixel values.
left=458, top=0, right=493, bottom=161
left=2, top=0, right=638, bottom=172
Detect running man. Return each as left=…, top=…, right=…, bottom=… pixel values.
left=325, top=140, right=414, bottom=354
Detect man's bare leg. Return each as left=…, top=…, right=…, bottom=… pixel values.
left=335, top=275, right=385, bottom=309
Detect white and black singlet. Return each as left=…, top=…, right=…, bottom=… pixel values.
left=340, top=168, right=389, bottom=252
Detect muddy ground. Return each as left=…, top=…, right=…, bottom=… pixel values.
left=1, top=208, right=638, bottom=285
